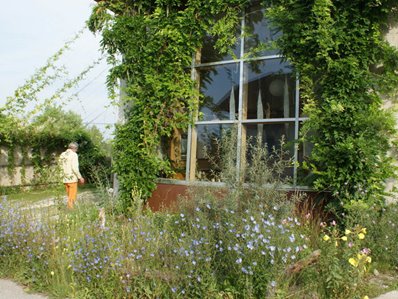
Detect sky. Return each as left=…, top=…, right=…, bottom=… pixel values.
left=0, top=0, right=118, bottom=139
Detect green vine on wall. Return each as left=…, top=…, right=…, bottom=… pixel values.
left=90, top=0, right=398, bottom=210
left=266, top=0, right=398, bottom=207
left=89, top=0, right=248, bottom=208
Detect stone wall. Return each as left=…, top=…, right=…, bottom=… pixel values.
left=0, top=146, right=59, bottom=187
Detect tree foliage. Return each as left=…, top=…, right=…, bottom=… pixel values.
left=0, top=30, right=110, bottom=185
left=30, top=106, right=110, bottom=182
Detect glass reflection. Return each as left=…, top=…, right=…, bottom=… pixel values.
left=244, top=59, right=295, bottom=119
left=245, top=123, right=295, bottom=178
left=198, top=63, right=240, bottom=121
left=245, top=3, right=280, bottom=57
left=159, top=131, right=187, bottom=180
left=201, top=33, right=241, bottom=64
left=196, top=124, right=232, bottom=180
left=297, top=124, right=315, bottom=185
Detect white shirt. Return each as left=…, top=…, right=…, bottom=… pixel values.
left=59, top=149, right=82, bottom=183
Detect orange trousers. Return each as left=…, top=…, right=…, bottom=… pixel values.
left=64, top=182, right=78, bottom=209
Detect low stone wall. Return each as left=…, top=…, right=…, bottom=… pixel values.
left=0, top=146, right=59, bottom=187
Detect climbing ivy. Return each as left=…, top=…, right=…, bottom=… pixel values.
left=90, top=0, right=398, bottom=210
left=266, top=0, right=398, bottom=207
left=89, top=0, right=248, bottom=208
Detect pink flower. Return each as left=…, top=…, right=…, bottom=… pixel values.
left=361, top=248, right=371, bottom=255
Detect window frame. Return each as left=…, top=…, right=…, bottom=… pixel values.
left=165, top=8, right=310, bottom=187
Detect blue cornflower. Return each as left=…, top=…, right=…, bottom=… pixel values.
left=289, top=234, right=295, bottom=243
left=247, top=241, right=254, bottom=250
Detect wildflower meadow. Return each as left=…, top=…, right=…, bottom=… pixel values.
left=2, top=189, right=397, bottom=298
left=1, top=137, right=398, bottom=298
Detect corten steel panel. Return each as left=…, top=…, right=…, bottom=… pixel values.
left=147, top=183, right=188, bottom=212
left=146, top=183, right=329, bottom=222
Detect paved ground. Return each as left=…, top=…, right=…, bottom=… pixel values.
left=375, top=291, right=398, bottom=299
left=0, top=279, right=47, bottom=299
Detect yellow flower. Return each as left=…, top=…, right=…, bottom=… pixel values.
left=349, top=258, right=358, bottom=267
left=341, top=236, right=348, bottom=241
left=345, top=229, right=352, bottom=235
left=50, top=271, right=55, bottom=276
left=361, top=228, right=367, bottom=234
left=358, top=233, right=365, bottom=240
left=366, top=256, right=372, bottom=263
left=323, top=235, right=330, bottom=241
left=363, top=296, right=369, bottom=299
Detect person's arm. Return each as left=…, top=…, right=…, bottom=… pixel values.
left=71, top=152, right=84, bottom=183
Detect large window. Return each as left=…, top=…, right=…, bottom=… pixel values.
left=161, top=2, right=309, bottom=186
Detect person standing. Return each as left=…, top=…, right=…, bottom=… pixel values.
left=59, top=142, right=85, bottom=209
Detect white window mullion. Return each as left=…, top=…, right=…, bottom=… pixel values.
left=236, top=15, right=246, bottom=181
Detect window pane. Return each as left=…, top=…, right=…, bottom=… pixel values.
left=245, top=123, right=295, bottom=178
left=196, top=124, right=233, bottom=180
left=198, top=63, right=240, bottom=121
left=201, top=33, right=241, bottom=64
left=244, top=59, right=296, bottom=119
left=245, top=4, right=280, bottom=57
left=297, top=123, right=314, bottom=185
left=159, top=131, right=188, bottom=180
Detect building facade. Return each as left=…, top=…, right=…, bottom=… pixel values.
left=148, top=1, right=311, bottom=209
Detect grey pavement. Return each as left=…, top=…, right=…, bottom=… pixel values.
left=375, top=291, right=398, bottom=299
left=0, top=279, right=47, bottom=299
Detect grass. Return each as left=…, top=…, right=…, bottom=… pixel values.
left=4, top=184, right=98, bottom=202
left=1, top=184, right=102, bottom=223
left=6, top=188, right=61, bottom=202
